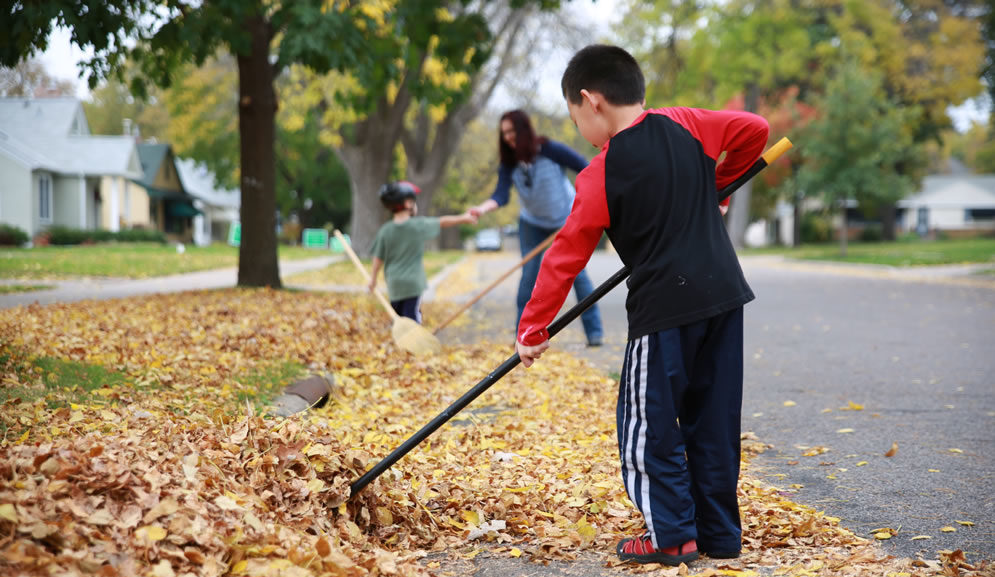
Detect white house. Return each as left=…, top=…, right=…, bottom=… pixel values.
left=175, top=158, right=240, bottom=246
left=897, top=175, right=995, bottom=237
left=0, top=98, right=142, bottom=241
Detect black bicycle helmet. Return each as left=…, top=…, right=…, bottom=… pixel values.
left=378, top=181, right=421, bottom=212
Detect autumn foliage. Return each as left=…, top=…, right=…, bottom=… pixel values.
left=0, top=288, right=987, bottom=576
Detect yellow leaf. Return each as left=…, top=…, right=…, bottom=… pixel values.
left=509, top=547, right=522, bottom=557
left=375, top=506, right=393, bottom=526
left=231, top=560, right=249, bottom=574
left=841, top=401, right=864, bottom=410
left=783, top=400, right=797, bottom=407
left=0, top=503, right=18, bottom=523
left=910, top=535, right=932, bottom=540
left=856, top=461, right=868, bottom=467
left=460, top=510, right=480, bottom=526
left=875, top=532, right=892, bottom=539
left=136, top=525, right=167, bottom=541
left=928, top=469, right=940, bottom=473
left=955, top=520, right=974, bottom=526
left=307, top=478, right=325, bottom=493
left=948, top=448, right=963, bottom=453
left=940, top=526, right=956, bottom=533
left=836, top=428, right=854, bottom=434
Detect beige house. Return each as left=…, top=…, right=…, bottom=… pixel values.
left=124, top=143, right=201, bottom=242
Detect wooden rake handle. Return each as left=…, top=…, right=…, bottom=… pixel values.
left=333, top=229, right=398, bottom=320
left=432, top=229, right=559, bottom=334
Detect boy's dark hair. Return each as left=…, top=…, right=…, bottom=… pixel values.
left=561, top=44, right=645, bottom=106
left=499, top=109, right=548, bottom=167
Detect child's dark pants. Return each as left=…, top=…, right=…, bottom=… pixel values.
left=390, top=296, right=422, bottom=324
left=617, top=307, right=744, bottom=554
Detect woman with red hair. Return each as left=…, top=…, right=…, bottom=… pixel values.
left=469, top=109, right=604, bottom=346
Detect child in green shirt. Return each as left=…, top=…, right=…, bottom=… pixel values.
left=369, top=181, right=476, bottom=323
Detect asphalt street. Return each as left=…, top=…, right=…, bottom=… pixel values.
left=437, top=248, right=995, bottom=565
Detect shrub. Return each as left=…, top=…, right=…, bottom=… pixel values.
left=859, top=224, right=883, bottom=242
left=0, top=223, right=29, bottom=246
left=46, top=226, right=166, bottom=245
left=46, top=226, right=89, bottom=245
left=115, top=228, right=166, bottom=243
left=800, top=213, right=832, bottom=244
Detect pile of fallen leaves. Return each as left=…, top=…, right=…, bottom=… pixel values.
left=0, top=289, right=988, bottom=576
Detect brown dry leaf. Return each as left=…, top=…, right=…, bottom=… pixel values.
left=885, top=442, right=899, bottom=457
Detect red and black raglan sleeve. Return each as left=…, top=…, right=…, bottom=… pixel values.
left=516, top=149, right=611, bottom=347
left=654, top=107, right=769, bottom=206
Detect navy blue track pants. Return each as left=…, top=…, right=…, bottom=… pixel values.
left=617, top=307, right=744, bottom=553
left=390, top=295, right=422, bottom=324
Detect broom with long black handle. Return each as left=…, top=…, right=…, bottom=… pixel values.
left=350, top=137, right=792, bottom=497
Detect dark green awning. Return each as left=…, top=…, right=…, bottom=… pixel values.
left=143, top=185, right=189, bottom=200
left=166, top=201, right=203, bottom=218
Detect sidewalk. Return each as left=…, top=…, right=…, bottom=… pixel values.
left=739, top=254, right=995, bottom=288
left=0, top=255, right=341, bottom=309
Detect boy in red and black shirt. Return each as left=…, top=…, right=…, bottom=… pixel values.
left=516, top=45, right=769, bottom=566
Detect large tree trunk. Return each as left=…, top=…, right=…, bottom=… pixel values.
left=236, top=14, right=280, bottom=287
left=878, top=203, right=897, bottom=241
left=338, top=135, right=395, bottom=255
left=792, top=190, right=803, bottom=247
left=726, top=84, right=760, bottom=248
left=839, top=204, right=848, bottom=257
left=339, top=59, right=425, bottom=256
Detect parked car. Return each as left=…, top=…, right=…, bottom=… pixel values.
left=474, top=228, right=503, bottom=251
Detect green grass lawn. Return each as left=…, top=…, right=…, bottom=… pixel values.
left=740, top=237, right=995, bottom=267
left=0, top=341, right=304, bottom=427
left=0, top=243, right=328, bottom=279
left=0, top=284, right=53, bottom=294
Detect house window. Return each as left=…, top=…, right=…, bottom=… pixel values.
left=39, top=174, right=52, bottom=223
left=966, top=208, right=995, bottom=222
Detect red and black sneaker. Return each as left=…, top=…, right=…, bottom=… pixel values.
left=616, top=534, right=699, bottom=565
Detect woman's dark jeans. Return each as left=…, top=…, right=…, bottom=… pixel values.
left=517, top=218, right=603, bottom=344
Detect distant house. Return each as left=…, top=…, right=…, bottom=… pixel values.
left=175, top=158, right=240, bottom=246
left=126, top=143, right=201, bottom=242
left=0, top=98, right=142, bottom=241
left=896, top=175, right=995, bottom=237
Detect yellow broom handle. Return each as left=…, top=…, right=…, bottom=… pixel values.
left=333, top=230, right=398, bottom=319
